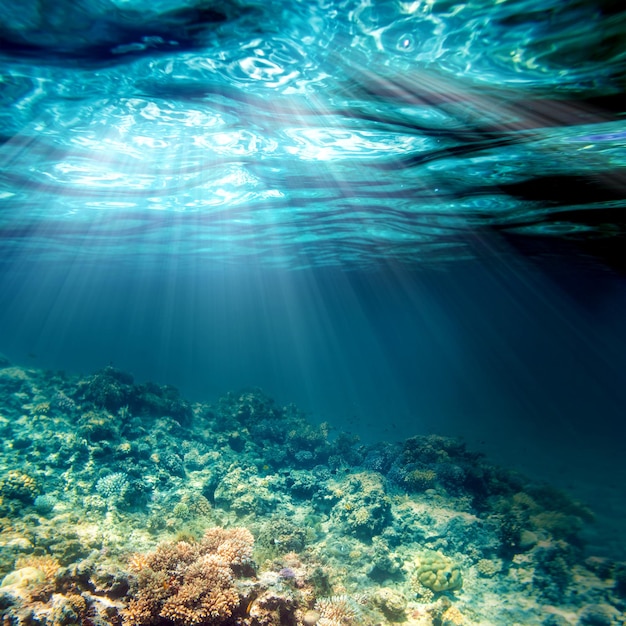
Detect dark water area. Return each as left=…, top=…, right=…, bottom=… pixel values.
left=0, top=1, right=626, bottom=622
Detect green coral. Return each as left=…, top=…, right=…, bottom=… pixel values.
left=413, top=550, right=462, bottom=593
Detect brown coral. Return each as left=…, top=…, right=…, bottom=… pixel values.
left=159, top=555, right=239, bottom=625
left=0, top=470, right=40, bottom=501
left=15, top=555, right=60, bottom=581
left=202, top=526, right=254, bottom=566
left=123, top=527, right=254, bottom=626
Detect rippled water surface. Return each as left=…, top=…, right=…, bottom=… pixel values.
left=1, top=0, right=624, bottom=268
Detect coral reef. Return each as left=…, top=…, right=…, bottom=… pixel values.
left=330, top=472, right=392, bottom=538
left=314, top=594, right=363, bottom=625
left=371, top=586, right=407, bottom=620
left=0, top=363, right=622, bottom=626
left=413, top=550, right=463, bottom=593
left=0, top=469, right=40, bottom=502
left=124, top=527, right=254, bottom=625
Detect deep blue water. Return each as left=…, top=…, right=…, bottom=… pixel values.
left=0, top=0, right=625, bottom=555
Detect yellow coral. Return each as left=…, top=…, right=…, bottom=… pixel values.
left=414, top=551, right=462, bottom=593
left=353, top=508, right=369, bottom=525
left=476, top=558, right=501, bottom=578
left=512, top=491, right=538, bottom=510
left=159, top=555, right=239, bottom=625
left=128, top=552, right=152, bottom=573
left=182, top=493, right=212, bottom=517
left=1, top=567, right=45, bottom=588
left=32, top=402, right=50, bottom=415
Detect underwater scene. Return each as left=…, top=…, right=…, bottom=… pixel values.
left=1, top=1, right=626, bottom=625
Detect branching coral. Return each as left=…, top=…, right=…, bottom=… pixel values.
left=124, top=527, right=254, bottom=626
left=202, top=526, right=254, bottom=566
left=159, top=555, right=239, bottom=625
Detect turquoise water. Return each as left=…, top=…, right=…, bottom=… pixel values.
left=0, top=2, right=626, bottom=624
left=1, top=0, right=624, bottom=267
left=1, top=0, right=624, bottom=478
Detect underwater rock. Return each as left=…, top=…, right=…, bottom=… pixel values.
left=401, top=434, right=468, bottom=465
left=214, top=465, right=282, bottom=515
left=133, top=382, right=193, bottom=427
left=367, top=536, right=404, bottom=582
left=285, top=469, right=324, bottom=499
left=614, top=561, right=626, bottom=597
left=0, top=367, right=34, bottom=410
left=362, top=442, right=400, bottom=475
left=79, top=409, right=120, bottom=442
left=330, top=471, right=392, bottom=539
left=246, top=588, right=304, bottom=626
left=543, top=615, right=572, bottom=626
left=577, top=603, right=620, bottom=626
left=49, top=592, right=90, bottom=625
left=78, top=366, right=135, bottom=412
left=216, top=389, right=281, bottom=430
left=258, top=517, right=308, bottom=556
left=159, top=450, right=186, bottom=477
left=532, top=541, right=576, bottom=603
left=77, top=367, right=192, bottom=426
left=371, top=586, right=407, bottom=620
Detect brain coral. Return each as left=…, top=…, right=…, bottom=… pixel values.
left=124, top=527, right=254, bottom=625
left=414, top=550, right=463, bottom=593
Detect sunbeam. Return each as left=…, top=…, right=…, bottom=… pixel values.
left=0, top=1, right=625, bottom=624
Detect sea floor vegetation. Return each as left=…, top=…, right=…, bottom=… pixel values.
left=0, top=361, right=624, bottom=626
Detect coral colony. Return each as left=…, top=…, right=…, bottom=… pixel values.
left=0, top=362, right=624, bottom=625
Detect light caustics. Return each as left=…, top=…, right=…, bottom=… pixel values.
left=0, top=0, right=624, bottom=269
